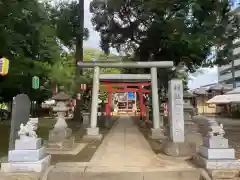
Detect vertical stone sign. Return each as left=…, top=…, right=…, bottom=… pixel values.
left=8, top=94, right=30, bottom=150
left=168, top=79, right=184, bottom=142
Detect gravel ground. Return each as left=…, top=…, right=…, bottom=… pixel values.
left=0, top=116, right=117, bottom=164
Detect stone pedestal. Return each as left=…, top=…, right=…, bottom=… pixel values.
left=206, top=169, right=240, bottom=179
left=82, top=112, right=90, bottom=127
left=163, top=138, right=195, bottom=157
left=46, top=128, right=75, bottom=151
left=1, top=137, right=51, bottom=173
left=183, top=102, right=203, bottom=152
left=82, top=127, right=103, bottom=141
left=193, top=135, right=240, bottom=173
left=149, top=128, right=166, bottom=140
left=184, top=104, right=199, bottom=134
left=185, top=133, right=203, bottom=152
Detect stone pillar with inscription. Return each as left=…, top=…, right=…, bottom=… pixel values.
left=163, top=79, right=195, bottom=157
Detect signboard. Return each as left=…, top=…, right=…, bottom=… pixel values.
left=32, top=76, right=39, bottom=89
left=128, top=92, right=135, bottom=99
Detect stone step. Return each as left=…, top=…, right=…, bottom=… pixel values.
left=47, top=166, right=201, bottom=180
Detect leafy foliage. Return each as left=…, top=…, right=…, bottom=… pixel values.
left=90, top=0, right=239, bottom=72
left=47, top=48, right=122, bottom=97
left=0, top=0, right=62, bottom=101
left=48, top=1, right=89, bottom=49
left=0, top=0, right=94, bottom=102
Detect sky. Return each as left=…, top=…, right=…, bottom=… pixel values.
left=188, top=67, right=218, bottom=89
left=83, top=0, right=100, bottom=49
left=83, top=0, right=218, bottom=89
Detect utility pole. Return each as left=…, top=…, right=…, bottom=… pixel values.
left=231, top=58, right=236, bottom=88
left=73, top=0, right=84, bottom=121
left=75, top=0, right=84, bottom=69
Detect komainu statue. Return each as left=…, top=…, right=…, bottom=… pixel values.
left=18, top=118, right=39, bottom=139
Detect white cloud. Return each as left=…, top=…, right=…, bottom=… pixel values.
left=188, top=66, right=218, bottom=89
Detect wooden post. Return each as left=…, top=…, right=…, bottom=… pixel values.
left=138, top=86, right=144, bottom=121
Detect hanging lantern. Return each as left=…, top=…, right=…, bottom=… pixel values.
left=0, top=57, right=9, bottom=76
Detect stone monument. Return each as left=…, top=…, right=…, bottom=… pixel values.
left=9, top=94, right=31, bottom=150
left=193, top=121, right=240, bottom=179
left=163, top=79, right=195, bottom=157
left=1, top=118, right=51, bottom=172
left=46, top=89, right=76, bottom=152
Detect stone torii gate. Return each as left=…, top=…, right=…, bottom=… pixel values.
left=78, top=61, right=173, bottom=139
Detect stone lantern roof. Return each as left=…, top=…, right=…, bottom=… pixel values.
left=183, top=91, right=195, bottom=99
left=193, top=87, right=208, bottom=95
left=52, top=92, right=70, bottom=101
left=52, top=86, right=71, bottom=101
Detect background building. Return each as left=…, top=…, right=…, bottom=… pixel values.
left=218, top=6, right=240, bottom=86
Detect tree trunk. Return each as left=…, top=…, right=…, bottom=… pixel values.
left=73, top=0, right=84, bottom=121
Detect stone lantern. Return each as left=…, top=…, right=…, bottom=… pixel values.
left=46, top=87, right=76, bottom=152
left=183, top=91, right=203, bottom=152
left=183, top=91, right=198, bottom=133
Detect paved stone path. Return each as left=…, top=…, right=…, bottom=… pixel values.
left=88, top=116, right=195, bottom=170
left=89, top=116, right=157, bottom=168
left=47, top=117, right=201, bottom=180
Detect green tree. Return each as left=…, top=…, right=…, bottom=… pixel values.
left=46, top=48, right=122, bottom=97
left=90, top=0, right=239, bottom=71
left=48, top=1, right=89, bottom=50
left=0, top=0, right=62, bottom=102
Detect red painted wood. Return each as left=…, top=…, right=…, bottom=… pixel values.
left=106, top=86, right=112, bottom=116
left=102, top=82, right=151, bottom=86
left=138, top=86, right=144, bottom=121
left=107, top=88, right=150, bottom=93
left=107, top=91, right=112, bottom=116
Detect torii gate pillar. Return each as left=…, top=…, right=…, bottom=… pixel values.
left=150, top=67, right=164, bottom=139
left=85, top=66, right=102, bottom=140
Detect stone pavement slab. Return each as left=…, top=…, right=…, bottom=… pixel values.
left=88, top=117, right=158, bottom=168
left=0, top=173, right=40, bottom=180
left=88, top=117, right=196, bottom=170
left=47, top=117, right=201, bottom=180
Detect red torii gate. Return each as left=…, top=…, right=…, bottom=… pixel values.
left=103, top=82, right=151, bottom=121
